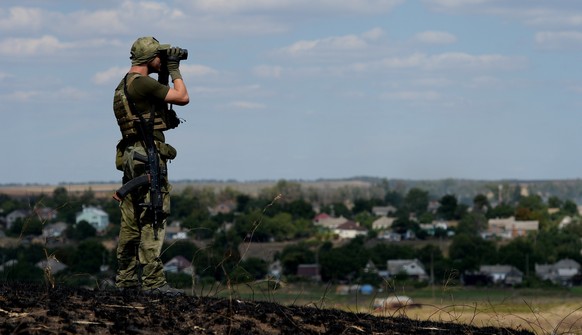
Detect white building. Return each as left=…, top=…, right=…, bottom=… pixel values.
left=387, top=259, right=428, bottom=281
left=333, top=220, right=368, bottom=239
left=76, top=206, right=109, bottom=233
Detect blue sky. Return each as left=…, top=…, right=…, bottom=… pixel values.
left=2, top=0, right=582, bottom=184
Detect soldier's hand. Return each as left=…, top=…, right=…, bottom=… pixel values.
left=167, top=47, right=183, bottom=63
left=166, top=47, right=183, bottom=81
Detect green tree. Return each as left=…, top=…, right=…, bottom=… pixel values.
left=319, top=237, right=369, bottom=282
left=416, top=244, right=449, bottom=284
left=456, top=212, right=487, bottom=236
left=284, top=199, right=315, bottom=220
left=449, top=234, right=497, bottom=273
left=231, top=257, right=268, bottom=282
left=160, top=240, right=200, bottom=263
left=472, top=194, right=490, bottom=214
left=562, top=200, right=578, bottom=216
left=437, top=194, right=458, bottom=220
left=487, top=202, right=514, bottom=219
left=548, top=196, right=562, bottom=209
left=497, top=237, right=537, bottom=274
left=9, top=217, right=43, bottom=237
left=66, top=220, right=97, bottom=240
left=69, top=240, right=108, bottom=274
left=0, top=261, right=44, bottom=282
left=384, top=190, right=403, bottom=207
left=279, top=243, right=315, bottom=276
left=403, top=188, right=429, bottom=216
left=368, top=243, right=415, bottom=266
left=534, top=228, right=582, bottom=264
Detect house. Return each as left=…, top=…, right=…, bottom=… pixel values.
left=76, top=206, right=109, bottom=233
left=479, top=265, right=523, bottom=285
left=33, top=206, right=58, bottom=222
left=314, top=215, right=348, bottom=230
left=363, top=259, right=378, bottom=274
left=372, top=216, right=396, bottom=230
left=296, top=264, right=320, bottom=281
left=333, top=220, right=368, bottom=239
left=372, top=206, right=397, bottom=217
left=419, top=221, right=448, bottom=236
left=165, top=222, right=188, bottom=240
left=386, top=259, right=428, bottom=281
left=378, top=231, right=401, bottom=241
left=313, top=213, right=331, bottom=223
left=535, top=259, right=580, bottom=285
left=42, top=222, right=68, bottom=238
left=163, top=255, right=193, bottom=275
left=208, top=201, right=236, bottom=216
left=483, top=217, right=539, bottom=239
left=6, top=209, right=30, bottom=230
left=558, top=216, right=573, bottom=230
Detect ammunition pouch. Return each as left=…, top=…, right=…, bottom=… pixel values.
left=156, top=141, right=177, bottom=160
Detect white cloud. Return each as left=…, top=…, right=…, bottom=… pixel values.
left=425, top=1, right=582, bottom=30
left=0, top=72, right=13, bottom=81
left=228, top=101, right=266, bottom=109
left=520, top=8, right=582, bottom=28
left=93, top=64, right=218, bottom=85
left=181, top=64, right=219, bottom=77
left=347, top=52, right=525, bottom=74
left=361, top=27, right=385, bottom=40
left=183, top=0, right=404, bottom=14
left=424, top=52, right=526, bottom=70
left=1, top=90, right=42, bottom=102
left=253, top=65, right=284, bottom=78
left=470, top=75, right=500, bottom=87
left=93, top=67, right=127, bottom=85
left=281, top=34, right=368, bottom=55
left=55, top=87, right=90, bottom=100
left=0, top=7, right=45, bottom=31
left=535, top=31, right=582, bottom=50
left=412, top=77, right=452, bottom=87
left=63, top=9, right=127, bottom=36
left=414, top=30, right=457, bottom=44
left=425, top=0, right=494, bottom=8
left=0, top=35, right=71, bottom=56
left=381, top=90, right=441, bottom=101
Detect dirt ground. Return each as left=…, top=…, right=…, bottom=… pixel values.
left=0, top=283, right=534, bottom=335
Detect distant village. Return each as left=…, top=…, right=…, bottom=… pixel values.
left=1, top=180, right=582, bottom=292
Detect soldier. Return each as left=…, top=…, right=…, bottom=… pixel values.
left=112, top=36, right=189, bottom=295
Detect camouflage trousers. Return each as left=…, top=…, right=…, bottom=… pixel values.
left=115, top=141, right=172, bottom=290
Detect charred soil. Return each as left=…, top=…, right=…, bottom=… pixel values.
left=0, top=283, right=534, bottom=334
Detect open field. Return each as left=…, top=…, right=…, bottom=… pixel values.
left=0, top=179, right=374, bottom=199
left=209, top=282, right=582, bottom=334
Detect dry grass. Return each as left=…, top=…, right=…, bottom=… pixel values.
left=392, top=301, right=582, bottom=334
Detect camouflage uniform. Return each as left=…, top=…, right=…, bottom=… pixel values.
left=115, top=140, right=172, bottom=289
left=113, top=37, right=176, bottom=291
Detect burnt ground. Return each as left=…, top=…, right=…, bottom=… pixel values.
left=0, top=283, right=534, bottom=335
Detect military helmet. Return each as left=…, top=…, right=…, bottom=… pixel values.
left=130, top=36, right=170, bottom=65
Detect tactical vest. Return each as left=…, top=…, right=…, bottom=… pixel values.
left=113, top=73, right=169, bottom=138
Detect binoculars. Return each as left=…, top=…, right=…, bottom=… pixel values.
left=161, top=47, right=188, bottom=61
